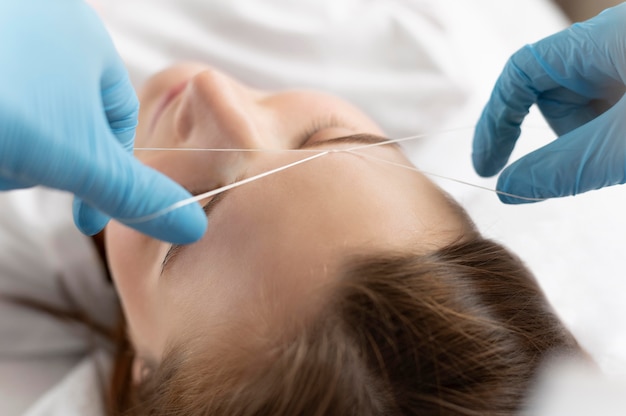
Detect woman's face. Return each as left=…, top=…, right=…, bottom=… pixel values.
left=105, top=63, right=469, bottom=366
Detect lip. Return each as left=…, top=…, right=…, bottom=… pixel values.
left=149, top=80, right=189, bottom=132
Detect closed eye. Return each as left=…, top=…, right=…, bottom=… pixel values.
left=161, top=190, right=230, bottom=273
left=295, top=114, right=348, bottom=147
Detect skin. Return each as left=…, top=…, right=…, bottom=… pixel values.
left=104, top=63, right=470, bottom=371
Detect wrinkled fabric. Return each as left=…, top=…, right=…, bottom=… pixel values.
left=17, top=1, right=626, bottom=415
left=0, top=188, right=115, bottom=416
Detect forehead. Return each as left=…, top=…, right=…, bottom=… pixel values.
left=162, top=142, right=471, bottom=346
left=171, top=142, right=468, bottom=280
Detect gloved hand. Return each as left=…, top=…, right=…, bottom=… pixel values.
left=472, top=3, right=626, bottom=204
left=0, top=0, right=206, bottom=243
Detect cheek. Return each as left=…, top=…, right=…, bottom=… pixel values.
left=105, top=221, right=168, bottom=351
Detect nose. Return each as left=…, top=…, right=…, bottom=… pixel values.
left=174, top=69, right=263, bottom=150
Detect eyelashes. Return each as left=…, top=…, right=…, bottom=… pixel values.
left=161, top=189, right=228, bottom=273
left=296, top=114, right=347, bottom=146
left=161, top=243, right=182, bottom=272
left=160, top=192, right=215, bottom=273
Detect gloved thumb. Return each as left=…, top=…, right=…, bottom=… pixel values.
left=73, top=197, right=110, bottom=235
left=496, top=94, right=626, bottom=204
left=72, top=148, right=207, bottom=244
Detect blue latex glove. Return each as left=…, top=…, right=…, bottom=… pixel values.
left=473, top=3, right=626, bottom=204
left=0, top=0, right=206, bottom=243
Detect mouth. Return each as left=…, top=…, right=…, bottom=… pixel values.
left=149, top=80, right=189, bottom=132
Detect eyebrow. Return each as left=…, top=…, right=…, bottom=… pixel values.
left=300, top=133, right=390, bottom=149
left=160, top=132, right=391, bottom=274
left=161, top=190, right=230, bottom=273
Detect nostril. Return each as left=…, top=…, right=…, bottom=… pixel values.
left=173, top=92, right=195, bottom=141
left=149, top=80, right=189, bottom=134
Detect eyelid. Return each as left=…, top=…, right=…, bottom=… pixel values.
left=161, top=190, right=229, bottom=273
left=161, top=243, right=182, bottom=272
left=161, top=188, right=202, bottom=271
left=296, top=114, right=348, bottom=147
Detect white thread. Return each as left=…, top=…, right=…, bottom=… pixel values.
left=121, top=150, right=329, bottom=224
left=345, top=150, right=544, bottom=202
left=134, top=147, right=323, bottom=153
left=132, top=126, right=475, bottom=154
left=126, top=126, right=548, bottom=224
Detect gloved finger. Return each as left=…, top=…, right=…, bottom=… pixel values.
left=71, top=144, right=207, bottom=244
left=0, top=177, right=32, bottom=191
left=564, top=3, right=626, bottom=87
left=473, top=45, right=557, bottom=177
left=536, top=88, right=600, bottom=136
left=101, top=54, right=139, bottom=153
left=73, top=197, right=110, bottom=236
left=496, top=94, right=626, bottom=204
left=115, top=162, right=208, bottom=244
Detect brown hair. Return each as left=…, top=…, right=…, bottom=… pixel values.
left=109, top=234, right=583, bottom=416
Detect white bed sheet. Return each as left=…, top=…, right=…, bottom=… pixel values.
left=9, top=0, right=626, bottom=414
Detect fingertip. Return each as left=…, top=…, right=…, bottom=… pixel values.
left=496, top=168, right=520, bottom=204
left=472, top=112, right=511, bottom=178
left=472, top=151, right=500, bottom=178
left=107, top=159, right=209, bottom=244
left=495, top=166, right=544, bottom=205
left=472, top=45, right=539, bottom=179
left=73, top=198, right=110, bottom=236
left=496, top=190, right=530, bottom=205
left=163, top=202, right=208, bottom=244
left=126, top=202, right=208, bottom=245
